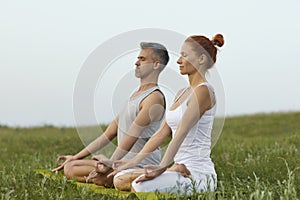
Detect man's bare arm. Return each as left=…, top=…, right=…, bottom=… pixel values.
left=110, top=91, right=165, bottom=161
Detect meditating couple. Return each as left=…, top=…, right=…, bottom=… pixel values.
left=52, top=33, right=224, bottom=194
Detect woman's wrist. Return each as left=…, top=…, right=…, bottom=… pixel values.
left=159, top=160, right=171, bottom=169
left=158, top=165, right=168, bottom=171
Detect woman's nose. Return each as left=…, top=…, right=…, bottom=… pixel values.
left=177, top=57, right=182, bottom=64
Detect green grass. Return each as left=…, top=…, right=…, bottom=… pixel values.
left=1, top=112, right=299, bottom=199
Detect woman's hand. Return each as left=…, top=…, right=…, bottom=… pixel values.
left=135, top=165, right=168, bottom=183
left=51, top=155, right=75, bottom=172
left=167, top=163, right=191, bottom=178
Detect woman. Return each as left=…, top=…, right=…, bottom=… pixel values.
left=111, top=34, right=224, bottom=194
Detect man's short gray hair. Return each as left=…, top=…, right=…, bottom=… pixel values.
left=140, top=42, right=169, bottom=68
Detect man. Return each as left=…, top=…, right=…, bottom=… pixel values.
left=52, top=42, right=169, bottom=188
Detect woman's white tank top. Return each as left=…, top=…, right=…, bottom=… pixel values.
left=165, top=82, right=217, bottom=175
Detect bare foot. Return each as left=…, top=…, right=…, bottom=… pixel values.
left=89, top=168, right=114, bottom=187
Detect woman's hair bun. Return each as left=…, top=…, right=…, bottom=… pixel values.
left=211, top=34, right=224, bottom=47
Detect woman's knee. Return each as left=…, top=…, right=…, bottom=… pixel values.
left=114, top=175, right=131, bottom=191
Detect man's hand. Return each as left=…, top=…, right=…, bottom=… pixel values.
left=51, top=155, right=75, bottom=172
left=92, top=154, right=107, bottom=161
left=96, top=162, right=111, bottom=174
left=107, top=159, right=135, bottom=178
left=87, top=161, right=112, bottom=182
left=87, top=169, right=99, bottom=180
left=92, top=154, right=113, bottom=168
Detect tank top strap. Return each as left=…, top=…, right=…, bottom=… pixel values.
left=194, top=82, right=214, bottom=93
left=196, top=82, right=209, bottom=87
left=186, top=82, right=214, bottom=102
left=174, top=87, right=189, bottom=103
left=131, top=86, right=162, bottom=107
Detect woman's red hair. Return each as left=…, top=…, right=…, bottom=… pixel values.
left=185, top=34, right=224, bottom=67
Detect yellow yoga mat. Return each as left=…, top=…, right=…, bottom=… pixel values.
left=36, top=169, right=173, bottom=200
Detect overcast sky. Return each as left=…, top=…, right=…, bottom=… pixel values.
left=1, top=0, right=300, bottom=126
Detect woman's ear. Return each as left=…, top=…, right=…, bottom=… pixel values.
left=198, top=54, right=207, bottom=65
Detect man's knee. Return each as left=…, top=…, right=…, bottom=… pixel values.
left=63, top=161, right=75, bottom=179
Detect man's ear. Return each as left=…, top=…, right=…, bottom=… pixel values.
left=153, top=61, right=161, bottom=70
left=198, top=54, right=207, bottom=65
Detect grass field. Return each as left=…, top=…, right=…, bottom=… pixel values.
left=1, top=112, right=299, bottom=199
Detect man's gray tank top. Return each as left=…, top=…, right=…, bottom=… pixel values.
left=117, top=86, right=163, bottom=167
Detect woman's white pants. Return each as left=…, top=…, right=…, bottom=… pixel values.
left=132, top=171, right=216, bottom=195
